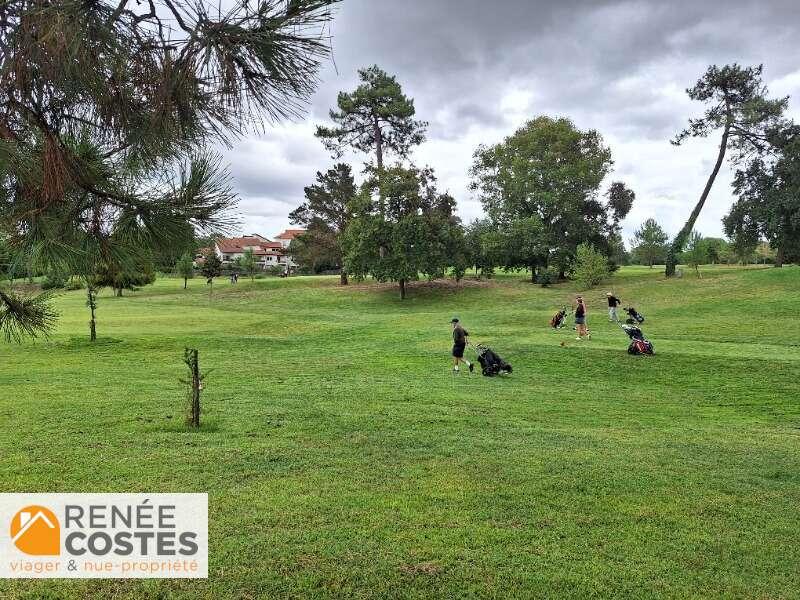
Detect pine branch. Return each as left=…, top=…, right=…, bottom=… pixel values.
left=0, top=288, right=58, bottom=343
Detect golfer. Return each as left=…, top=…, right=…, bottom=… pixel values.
left=451, top=317, right=474, bottom=373
left=606, top=292, right=621, bottom=321
left=574, top=296, right=590, bottom=340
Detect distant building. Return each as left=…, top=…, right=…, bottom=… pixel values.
left=202, top=230, right=306, bottom=271
left=274, top=229, right=306, bottom=250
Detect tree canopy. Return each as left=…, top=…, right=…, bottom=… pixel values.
left=725, top=127, right=800, bottom=266
left=470, top=116, right=626, bottom=278
left=342, top=165, right=464, bottom=299
left=316, top=65, right=427, bottom=172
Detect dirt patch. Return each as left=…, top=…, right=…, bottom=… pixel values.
left=334, top=278, right=494, bottom=293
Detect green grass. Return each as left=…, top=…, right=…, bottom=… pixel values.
left=1, top=265, right=799, bottom=599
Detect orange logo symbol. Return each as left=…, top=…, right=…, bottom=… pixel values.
left=10, top=505, right=60, bottom=555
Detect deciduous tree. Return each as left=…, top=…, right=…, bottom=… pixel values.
left=683, top=231, right=707, bottom=277
left=238, top=248, right=259, bottom=282
left=201, top=251, right=223, bottom=297
left=470, top=116, right=617, bottom=277
left=572, top=243, right=611, bottom=290
left=342, top=166, right=462, bottom=299
left=724, top=128, right=800, bottom=267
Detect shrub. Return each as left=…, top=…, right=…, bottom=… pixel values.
left=41, top=271, right=68, bottom=290
left=535, top=267, right=558, bottom=287
left=64, top=278, right=83, bottom=291
left=573, top=243, right=610, bottom=290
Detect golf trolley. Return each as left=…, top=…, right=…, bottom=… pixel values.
left=469, top=342, right=513, bottom=376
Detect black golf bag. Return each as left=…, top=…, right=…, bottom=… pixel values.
left=472, top=344, right=513, bottom=376
left=621, top=324, right=654, bottom=355
left=624, top=307, right=645, bottom=324
left=550, top=307, right=568, bottom=329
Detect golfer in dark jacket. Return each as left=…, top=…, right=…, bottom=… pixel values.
left=606, top=292, right=621, bottom=321
left=451, top=317, right=474, bottom=373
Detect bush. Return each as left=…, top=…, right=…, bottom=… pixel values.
left=64, top=278, right=83, bottom=291
left=41, top=271, right=68, bottom=290
left=267, top=264, right=287, bottom=276
left=573, top=243, right=611, bottom=290
left=535, top=267, right=558, bottom=287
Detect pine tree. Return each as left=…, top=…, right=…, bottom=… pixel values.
left=666, top=64, right=788, bottom=275
left=0, top=0, right=339, bottom=339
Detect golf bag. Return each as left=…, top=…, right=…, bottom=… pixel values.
left=550, top=307, right=568, bottom=329
left=621, top=324, right=654, bottom=355
left=471, top=343, right=513, bottom=376
left=624, top=307, right=645, bottom=324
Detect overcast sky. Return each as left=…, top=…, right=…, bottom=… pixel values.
left=222, top=0, right=800, bottom=246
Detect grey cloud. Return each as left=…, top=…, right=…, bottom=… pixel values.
left=225, top=0, right=800, bottom=239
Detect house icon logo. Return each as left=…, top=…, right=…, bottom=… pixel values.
left=9, top=505, right=60, bottom=555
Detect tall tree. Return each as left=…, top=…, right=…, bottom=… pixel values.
left=631, top=218, right=669, bottom=268
left=724, top=128, right=800, bottom=267
left=0, top=0, right=339, bottom=339
left=176, top=253, right=195, bottom=290
left=342, top=165, right=462, bottom=299
left=289, top=163, right=357, bottom=284
left=315, top=66, right=427, bottom=215
left=470, top=116, right=616, bottom=277
left=666, top=64, right=788, bottom=276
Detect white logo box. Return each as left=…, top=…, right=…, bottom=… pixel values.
left=0, top=493, right=207, bottom=578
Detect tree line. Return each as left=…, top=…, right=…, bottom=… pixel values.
left=289, top=66, right=635, bottom=298
left=289, top=62, right=799, bottom=294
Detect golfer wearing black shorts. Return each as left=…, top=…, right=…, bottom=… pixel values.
left=451, top=317, right=474, bottom=373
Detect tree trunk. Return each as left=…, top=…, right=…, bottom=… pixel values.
left=666, top=121, right=731, bottom=276
left=374, top=115, right=387, bottom=259
left=340, top=271, right=348, bottom=285
left=775, top=246, right=784, bottom=267
left=87, top=287, right=97, bottom=342
left=531, top=266, right=536, bottom=283
left=399, top=278, right=406, bottom=300
left=184, top=277, right=188, bottom=289
left=374, top=115, right=384, bottom=215
left=186, top=348, right=201, bottom=428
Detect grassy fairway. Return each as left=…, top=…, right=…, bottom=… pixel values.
left=1, top=265, right=799, bottom=599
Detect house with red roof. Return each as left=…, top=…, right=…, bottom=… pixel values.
left=274, top=229, right=306, bottom=250
left=205, top=230, right=306, bottom=270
